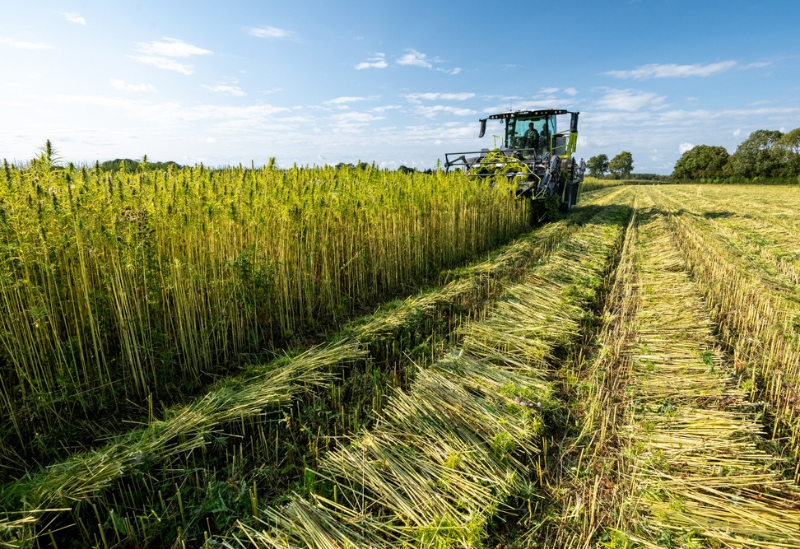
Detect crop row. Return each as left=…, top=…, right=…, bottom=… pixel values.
left=0, top=162, right=534, bottom=466
left=611, top=192, right=800, bottom=545
left=652, top=186, right=800, bottom=459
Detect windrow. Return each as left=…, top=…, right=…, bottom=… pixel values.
left=0, top=188, right=630, bottom=547
left=660, top=185, right=800, bottom=296
left=557, top=190, right=800, bottom=547
left=226, top=192, right=634, bottom=548
left=621, top=193, right=800, bottom=545
left=652, top=186, right=800, bottom=461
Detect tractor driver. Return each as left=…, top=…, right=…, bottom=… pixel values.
left=524, top=122, right=540, bottom=152
left=539, top=120, right=551, bottom=152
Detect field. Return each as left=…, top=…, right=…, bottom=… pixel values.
left=1, top=168, right=799, bottom=548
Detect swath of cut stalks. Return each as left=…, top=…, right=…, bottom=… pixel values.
left=522, top=192, right=642, bottom=549
left=226, top=191, right=636, bottom=549
left=0, top=343, right=363, bottom=546
left=612, top=191, right=800, bottom=547
left=665, top=185, right=800, bottom=287
left=652, top=186, right=800, bottom=463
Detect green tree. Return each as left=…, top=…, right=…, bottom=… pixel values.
left=672, top=145, right=729, bottom=180
left=728, top=129, right=785, bottom=177
left=586, top=154, right=609, bottom=178
left=779, top=127, right=800, bottom=154
left=608, top=151, right=634, bottom=179
left=779, top=128, right=800, bottom=176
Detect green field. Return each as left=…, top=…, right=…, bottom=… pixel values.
left=1, top=169, right=799, bottom=547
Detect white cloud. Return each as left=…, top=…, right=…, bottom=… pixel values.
left=733, top=128, right=742, bottom=137
left=129, top=56, right=194, bottom=75
left=416, top=105, right=478, bottom=118
left=0, top=36, right=55, bottom=50
left=64, top=13, right=87, bottom=26
left=397, top=49, right=432, bottom=69
left=437, top=67, right=461, bottom=75
left=246, top=26, right=295, bottom=39
left=371, top=105, right=402, bottom=113
left=202, top=84, right=246, bottom=96
left=326, top=96, right=372, bottom=105
left=595, top=88, right=667, bottom=112
left=679, top=143, right=695, bottom=154
left=355, top=53, right=387, bottom=70
left=406, top=92, right=475, bottom=103
left=540, top=87, right=559, bottom=94
left=43, top=94, right=292, bottom=124
left=743, top=61, right=771, bottom=69
left=110, top=78, right=157, bottom=93
left=606, top=60, right=737, bottom=80
left=136, top=37, right=212, bottom=57
left=331, top=112, right=385, bottom=123
left=564, top=88, right=577, bottom=96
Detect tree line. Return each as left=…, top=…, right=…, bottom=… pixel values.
left=586, top=151, right=637, bottom=179
left=672, top=128, right=800, bottom=181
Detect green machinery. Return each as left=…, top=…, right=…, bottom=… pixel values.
left=445, top=109, right=586, bottom=213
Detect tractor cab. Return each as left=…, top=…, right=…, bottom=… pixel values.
left=504, top=115, right=555, bottom=159
left=477, top=109, right=579, bottom=160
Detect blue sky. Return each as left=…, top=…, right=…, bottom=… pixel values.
left=1, top=0, right=799, bottom=173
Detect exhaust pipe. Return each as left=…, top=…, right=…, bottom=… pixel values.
left=479, top=119, right=487, bottom=138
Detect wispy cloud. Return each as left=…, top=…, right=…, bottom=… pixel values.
left=355, top=53, right=387, bottom=70
left=136, top=37, right=212, bottom=57
left=63, top=13, right=87, bottom=26
left=131, top=38, right=212, bottom=75
left=110, top=78, right=156, bottom=93
left=564, top=88, right=578, bottom=96
left=0, top=36, right=55, bottom=50
left=679, top=142, right=695, bottom=154
left=325, top=96, right=374, bottom=105
left=415, top=105, right=477, bottom=118
left=606, top=60, right=737, bottom=79
left=595, top=88, right=667, bottom=111
left=397, top=49, right=460, bottom=74
left=540, top=87, right=559, bottom=94
left=397, top=49, right=432, bottom=69
left=201, top=84, right=246, bottom=96
left=743, top=61, right=771, bottom=69
left=371, top=105, right=402, bottom=113
left=246, top=26, right=295, bottom=39
left=129, top=56, right=194, bottom=75
left=406, top=92, right=475, bottom=103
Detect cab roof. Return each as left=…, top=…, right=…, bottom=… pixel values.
left=483, top=109, right=572, bottom=121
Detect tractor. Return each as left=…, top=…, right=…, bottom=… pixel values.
left=445, top=109, right=586, bottom=216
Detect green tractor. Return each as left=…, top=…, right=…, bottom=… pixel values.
left=445, top=109, right=586, bottom=215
